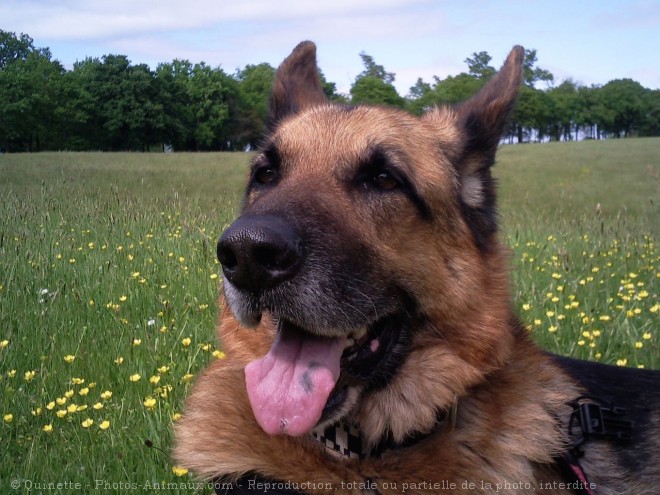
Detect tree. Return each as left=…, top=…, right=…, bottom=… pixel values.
left=465, top=51, right=496, bottom=80
left=510, top=85, right=552, bottom=143
left=574, top=85, right=600, bottom=139
left=640, top=89, right=660, bottom=137
left=597, top=79, right=647, bottom=137
left=187, top=63, right=231, bottom=150
left=156, top=59, right=195, bottom=150
left=508, top=48, right=554, bottom=142
left=351, top=76, right=405, bottom=107
left=351, top=52, right=404, bottom=107
left=522, top=49, right=553, bottom=87
left=406, top=78, right=434, bottom=115
left=319, top=69, right=345, bottom=103
left=0, top=30, right=51, bottom=69
left=547, top=80, right=580, bottom=141
left=235, top=63, right=275, bottom=148
left=357, top=52, right=395, bottom=84
left=0, top=33, right=64, bottom=151
left=432, top=73, right=484, bottom=104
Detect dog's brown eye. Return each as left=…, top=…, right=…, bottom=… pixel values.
left=373, top=171, right=400, bottom=191
left=255, top=167, right=277, bottom=185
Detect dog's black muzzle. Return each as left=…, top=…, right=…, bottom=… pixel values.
left=217, top=214, right=303, bottom=294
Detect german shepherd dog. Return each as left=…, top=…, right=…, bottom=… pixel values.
left=175, top=42, right=660, bottom=494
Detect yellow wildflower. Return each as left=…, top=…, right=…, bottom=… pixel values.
left=172, top=466, right=189, bottom=477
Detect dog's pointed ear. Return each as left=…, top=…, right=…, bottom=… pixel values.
left=456, top=45, right=524, bottom=166
left=269, top=41, right=327, bottom=128
left=452, top=46, right=524, bottom=249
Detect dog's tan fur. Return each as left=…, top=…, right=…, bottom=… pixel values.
left=175, top=42, right=659, bottom=494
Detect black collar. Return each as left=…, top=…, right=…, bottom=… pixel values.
left=310, top=399, right=458, bottom=460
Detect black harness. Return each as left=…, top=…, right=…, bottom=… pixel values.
left=554, top=396, right=634, bottom=495
left=215, top=396, right=633, bottom=495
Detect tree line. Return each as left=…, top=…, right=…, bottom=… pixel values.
left=1, top=30, right=658, bottom=152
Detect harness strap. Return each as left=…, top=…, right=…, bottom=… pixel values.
left=554, top=451, right=597, bottom=495
left=557, top=396, right=635, bottom=495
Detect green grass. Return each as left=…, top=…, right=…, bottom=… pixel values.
left=0, top=140, right=658, bottom=493
left=495, top=139, right=658, bottom=364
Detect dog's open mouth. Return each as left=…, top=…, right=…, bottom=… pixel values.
left=244, top=312, right=406, bottom=436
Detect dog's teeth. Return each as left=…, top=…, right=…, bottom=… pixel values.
left=353, top=327, right=367, bottom=340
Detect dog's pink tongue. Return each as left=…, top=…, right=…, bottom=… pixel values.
left=245, top=326, right=345, bottom=436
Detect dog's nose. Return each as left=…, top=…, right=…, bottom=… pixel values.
left=217, top=215, right=302, bottom=293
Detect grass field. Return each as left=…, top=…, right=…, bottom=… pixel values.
left=0, top=138, right=658, bottom=493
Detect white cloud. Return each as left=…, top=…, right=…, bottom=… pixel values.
left=3, top=0, right=659, bottom=90
left=4, top=0, right=434, bottom=40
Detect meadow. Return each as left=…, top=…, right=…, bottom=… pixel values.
left=0, top=138, right=658, bottom=494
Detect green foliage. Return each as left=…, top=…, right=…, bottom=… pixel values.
left=464, top=51, right=496, bottom=80
left=1, top=29, right=660, bottom=151
left=596, top=79, right=648, bottom=138
left=0, top=46, right=65, bottom=151
left=0, top=30, right=50, bottom=69
left=522, top=48, right=554, bottom=87
left=357, top=51, right=395, bottom=84
left=235, top=63, right=275, bottom=147
left=351, top=76, right=405, bottom=107
left=351, top=52, right=404, bottom=107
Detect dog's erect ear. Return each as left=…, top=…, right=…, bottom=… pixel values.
left=453, top=46, right=524, bottom=250
left=456, top=45, right=524, bottom=164
left=269, top=41, right=327, bottom=128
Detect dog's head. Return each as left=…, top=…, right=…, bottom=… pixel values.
left=217, top=42, right=524, bottom=444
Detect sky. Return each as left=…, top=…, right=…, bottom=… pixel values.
left=2, top=0, right=659, bottom=95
